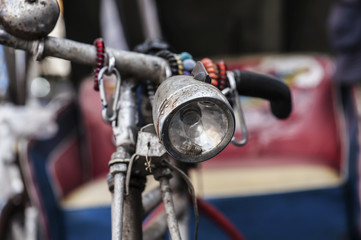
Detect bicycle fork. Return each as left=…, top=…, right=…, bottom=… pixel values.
left=154, top=168, right=182, bottom=240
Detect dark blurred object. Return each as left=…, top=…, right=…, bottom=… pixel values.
left=3, top=47, right=27, bottom=105
left=134, top=39, right=173, bottom=54
left=63, top=0, right=144, bottom=86
left=63, top=0, right=100, bottom=87
left=156, top=0, right=283, bottom=56
left=328, top=0, right=361, bottom=84
left=283, top=0, right=332, bottom=52
left=156, top=0, right=332, bottom=56
left=62, top=0, right=333, bottom=84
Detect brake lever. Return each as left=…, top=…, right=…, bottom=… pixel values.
left=226, top=71, right=248, bottom=147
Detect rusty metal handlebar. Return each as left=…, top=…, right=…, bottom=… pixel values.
left=0, top=29, right=170, bottom=83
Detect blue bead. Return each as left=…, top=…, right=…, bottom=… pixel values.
left=183, top=71, right=191, bottom=75
left=183, top=59, right=196, bottom=71
left=179, top=52, right=192, bottom=61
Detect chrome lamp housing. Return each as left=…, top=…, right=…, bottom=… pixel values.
left=153, top=75, right=235, bottom=163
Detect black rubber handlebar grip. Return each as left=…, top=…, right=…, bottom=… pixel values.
left=233, top=70, right=292, bottom=119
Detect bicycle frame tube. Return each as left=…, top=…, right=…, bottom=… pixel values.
left=108, top=78, right=148, bottom=240
left=110, top=163, right=127, bottom=240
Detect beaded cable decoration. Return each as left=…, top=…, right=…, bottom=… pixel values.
left=216, top=61, right=229, bottom=90
left=173, top=54, right=184, bottom=75
left=201, top=58, right=219, bottom=87
left=93, top=38, right=106, bottom=91
left=155, top=50, right=180, bottom=76
left=178, top=53, right=230, bottom=91
left=179, top=52, right=196, bottom=76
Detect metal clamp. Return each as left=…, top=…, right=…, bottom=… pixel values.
left=33, top=39, right=45, bottom=61
left=226, top=71, right=248, bottom=146
left=106, top=53, right=115, bottom=74
left=98, top=58, right=121, bottom=123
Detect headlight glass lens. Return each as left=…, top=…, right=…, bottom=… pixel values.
left=168, top=101, right=229, bottom=157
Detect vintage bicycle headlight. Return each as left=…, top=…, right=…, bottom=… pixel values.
left=153, top=75, right=235, bottom=163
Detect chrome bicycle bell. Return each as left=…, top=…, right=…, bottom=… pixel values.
left=0, top=0, right=60, bottom=40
